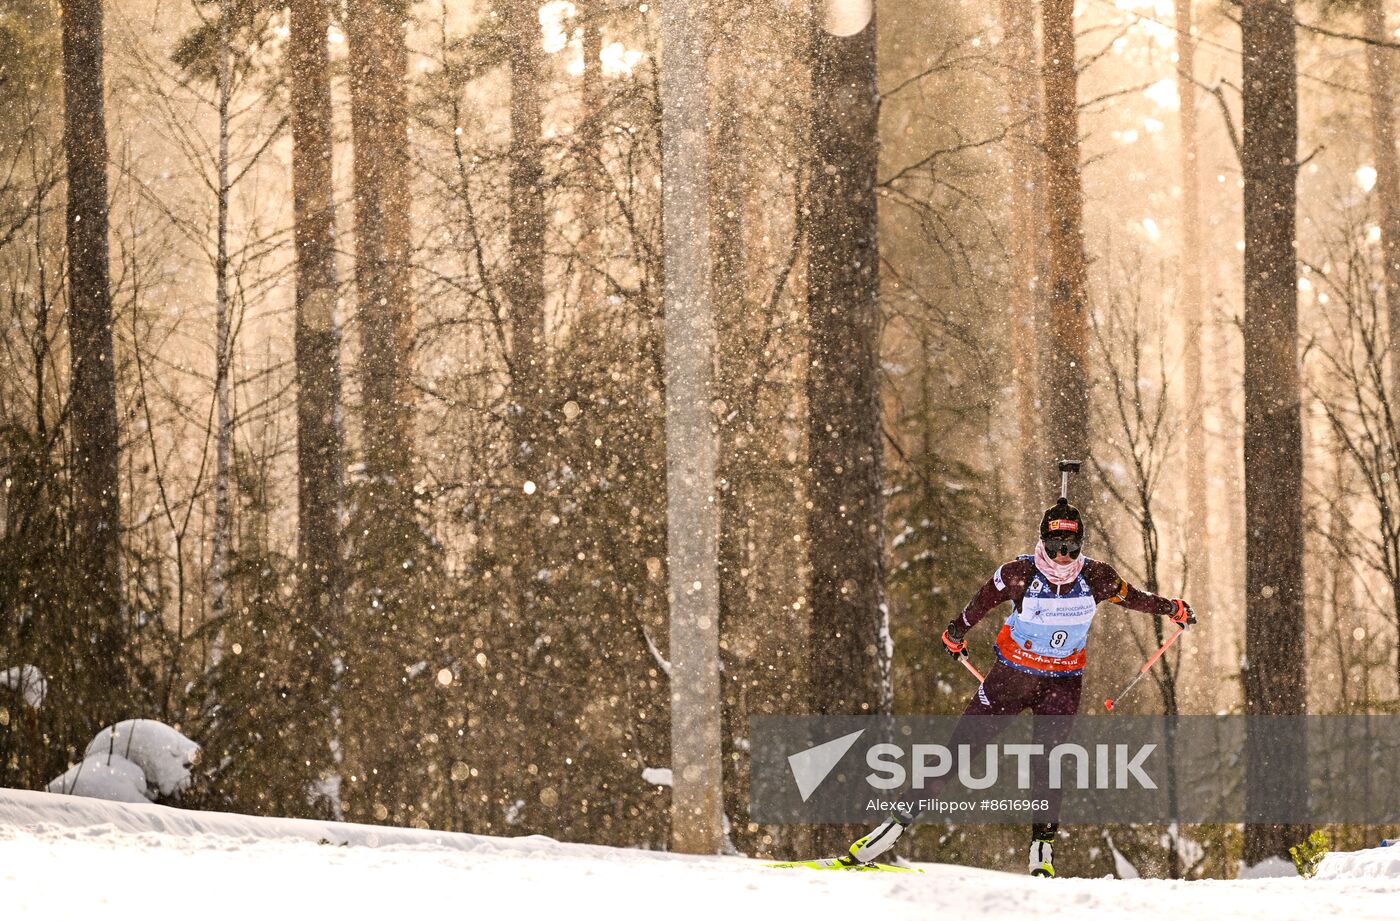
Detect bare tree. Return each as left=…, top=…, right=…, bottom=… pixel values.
left=145, top=0, right=302, bottom=727
left=209, top=0, right=234, bottom=685
left=1311, top=336, right=1394, bottom=713
left=1309, top=218, right=1400, bottom=699
left=1362, top=0, right=1400, bottom=406
left=577, top=1, right=607, bottom=323
left=0, top=55, right=68, bottom=785
left=1089, top=254, right=1187, bottom=878
left=1175, top=0, right=1212, bottom=614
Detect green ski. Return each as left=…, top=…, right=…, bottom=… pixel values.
left=766, top=857, right=922, bottom=873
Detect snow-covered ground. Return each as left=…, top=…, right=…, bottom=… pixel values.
left=3, top=787, right=1398, bottom=920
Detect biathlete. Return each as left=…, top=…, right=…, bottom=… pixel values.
left=846, top=497, right=1196, bottom=876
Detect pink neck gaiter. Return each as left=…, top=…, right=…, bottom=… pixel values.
left=1034, top=539, right=1086, bottom=586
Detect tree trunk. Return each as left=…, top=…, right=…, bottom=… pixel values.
left=289, top=0, right=346, bottom=787
left=1175, top=0, right=1212, bottom=614
left=1139, top=510, right=1184, bottom=878
left=1039, top=0, right=1092, bottom=471
left=346, top=0, right=417, bottom=825
left=1217, top=292, right=1248, bottom=701
left=660, top=0, right=723, bottom=856
left=210, top=0, right=233, bottom=675
left=806, top=7, right=887, bottom=718
left=578, top=1, right=606, bottom=323
left=348, top=0, right=415, bottom=514
left=998, top=0, right=1046, bottom=520
left=506, top=0, right=549, bottom=464
left=1239, top=0, right=1308, bottom=865
left=1362, top=0, right=1400, bottom=702
left=60, top=0, right=126, bottom=726
left=706, top=0, right=755, bottom=855
left=1392, top=573, right=1400, bottom=697
left=1364, top=0, right=1400, bottom=428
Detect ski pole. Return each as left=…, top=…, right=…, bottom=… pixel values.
left=957, top=652, right=985, bottom=684
left=1104, top=624, right=1186, bottom=712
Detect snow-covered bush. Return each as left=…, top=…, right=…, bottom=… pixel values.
left=86, top=719, right=201, bottom=798
left=0, top=664, right=47, bottom=709
left=47, top=719, right=201, bottom=804
left=1316, top=840, right=1400, bottom=879
left=46, top=753, right=149, bottom=803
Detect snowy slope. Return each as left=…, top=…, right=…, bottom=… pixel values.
left=3, top=788, right=1399, bottom=921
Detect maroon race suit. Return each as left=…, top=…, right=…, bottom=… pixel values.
left=924, top=555, right=1179, bottom=838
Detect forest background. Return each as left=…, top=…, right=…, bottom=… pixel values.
left=2, top=0, right=1398, bottom=878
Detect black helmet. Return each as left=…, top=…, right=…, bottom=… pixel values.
left=1039, top=497, right=1085, bottom=543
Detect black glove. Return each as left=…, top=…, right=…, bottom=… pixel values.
left=942, top=628, right=968, bottom=659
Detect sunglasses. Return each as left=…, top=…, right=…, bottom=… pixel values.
left=1045, top=539, right=1081, bottom=559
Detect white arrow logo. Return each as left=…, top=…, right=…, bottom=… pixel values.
left=787, top=729, right=865, bottom=802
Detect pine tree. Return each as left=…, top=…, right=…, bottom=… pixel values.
left=659, top=0, right=723, bottom=854
left=505, top=0, right=549, bottom=465
left=1040, top=0, right=1092, bottom=474
left=1239, top=0, right=1308, bottom=865
left=806, top=3, right=887, bottom=856
left=345, top=0, right=425, bottom=825
left=806, top=3, right=887, bottom=715
left=289, top=0, right=347, bottom=799
left=60, top=0, right=127, bottom=730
